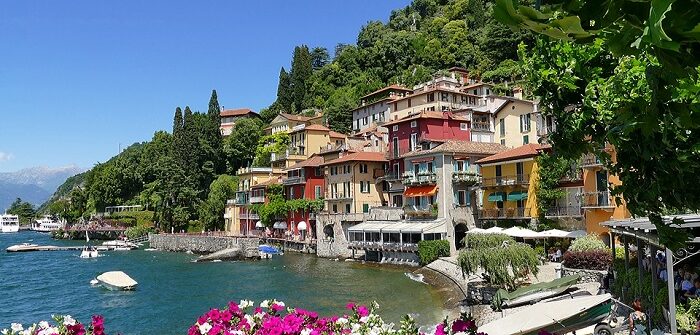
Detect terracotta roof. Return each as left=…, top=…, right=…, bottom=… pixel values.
left=329, top=130, right=347, bottom=138
left=321, top=152, right=387, bottom=166
left=402, top=140, right=509, bottom=158
left=360, top=84, right=412, bottom=100
left=279, top=113, right=314, bottom=122
left=251, top=178, right=283, bottom=188
left=384, top=110, right=468, bottom=127
left=461, top=82, right=490, bottom=90
left=288, top=124, right=331, bottom=133
left=285, top=155, right=324, bottom=170
left=220, top=108, right=257, bottom=117
left=476, top=143, right=547, bottom=164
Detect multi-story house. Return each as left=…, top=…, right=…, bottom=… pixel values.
left=224, top=166, right=284, bottom=236
left=271, top=124, right=346, bottom=169
left=282, top=154, right=325, bottom=241
left=383, top=111, right=471, bottom=207
left=265, top=112, right=324, bottom=135
left=219, top=108, right=258, bottom=136
left=351, top=84, right=412, bottom=133
left=391, top=76, right=488, bottom=120
left=348, top=125, right=388, bottom=153
left=322, top=152, right=387, bottom=215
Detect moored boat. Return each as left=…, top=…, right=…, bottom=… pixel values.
left=491, top=274, right=581, bottom=310
left=6, top=243, right=40, bottom=252
left=31, top=216, right=63, bottom=232
left=0, top=214, right=20, bottom=233
left=258, top=245, right=281, bottom=259
left=95, top=271, right=138, bottom=290
left=478, top=293, right=613, bottom=335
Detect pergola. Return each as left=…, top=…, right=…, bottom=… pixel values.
left=602, top=214, right=700, bottom=333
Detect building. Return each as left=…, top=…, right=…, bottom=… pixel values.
left=224, top=166, right=284, bottom=236
left=391, top=76, right=489, bottom=121
left=351, top=84, right=412, bottom=133
left=271, top=124, right=346, bottom=169
left=265, top=112, right=324, bottom=135
left=384, top=111, right=471, bottom=207
left=282, top=154, right=325, bottom=241
left=219, top=108, right=258, bottom=136
left=322, top=151, right=387, bottom=215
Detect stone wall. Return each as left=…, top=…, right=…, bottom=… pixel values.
left=561, top=266, right=607, bottom=284
left=423, top=257, right=469, bottom=299
left=316, top=213, right=364, bottom=258
left=150, top=234, right=259, bottom=257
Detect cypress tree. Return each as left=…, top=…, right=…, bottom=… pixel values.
left=173, top=107, right=183, bottom=136
left=290, top=45, right=312, bottom=113
left=207, top=90, right=224, bottom=173
left=276, top=68, right=292, bottom=112
left=182, top=106, right=198, bottom=177
left=172, top=107, right=185, bottom=169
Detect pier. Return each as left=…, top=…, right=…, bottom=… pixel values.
left=6, top=245, right=127, bottom=252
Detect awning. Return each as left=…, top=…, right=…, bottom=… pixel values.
left=502, top=226, right=540, bottom=238
left=273, top=221, right=287, bottom=229
left=487, top=192, right=506, bottom=202
left=297, top=221, right=307, bottom=231
left=566, top=230, right=587, bottom=238
left=507, top=191, right=528, bottom=201
left=255, top=221, right=264, bottom=228
left=404, top=185, right=438, bottom=197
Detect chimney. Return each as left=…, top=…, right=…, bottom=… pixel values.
left=513, top=87, right=523, bottom=100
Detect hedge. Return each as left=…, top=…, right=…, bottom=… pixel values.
left=562, top=249, right=612, bottom=271
left=417, top=240, right=450, bottom=265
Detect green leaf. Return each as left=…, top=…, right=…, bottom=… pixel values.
left=493, top=0, right=525, bottom=27
left=645, top=0, right=681, bottom=50
left=518, top=5, right=550, bottom=20
left=682, top=22, right=700, bottom=39
left=550, top=16, right=595, bottom=38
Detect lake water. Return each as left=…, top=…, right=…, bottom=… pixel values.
left=0, top=232, right=444, bottom=334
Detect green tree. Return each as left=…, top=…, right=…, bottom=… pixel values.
left=310, top=47, right=330, bottom=70
left=199, top=174, right=238, bottom=231
left=253, top=132, right=291, bottom=167
left=7, top=198, right=36, bottom=224
left=223, top=118, right=264, bottom=173
left=290, top=45, right=313, bottom=113
left=324, top=87, right=357, bottom=133
left=276, top=68, right=293, bottom=112
left=206, top=90, right=224, bottom=174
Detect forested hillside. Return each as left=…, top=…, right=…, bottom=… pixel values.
left=44, top=0, right=532, bottom=231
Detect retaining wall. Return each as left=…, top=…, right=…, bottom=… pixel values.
left=561, top=266, right=607, bottom=284
left=150, top=234, right=260, bottom=257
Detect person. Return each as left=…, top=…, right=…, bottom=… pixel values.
left=629, top=298, right=647, bottom=334
left=682, top=273, right=694, bottom=292
left=685, top=279, right=700, bottom=303
left=552, top=248, right=562, bottom=262
left=659, top=264, right=668, bottom=282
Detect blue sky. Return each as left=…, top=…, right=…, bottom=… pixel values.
left=0, top=0, right=409, bottom=173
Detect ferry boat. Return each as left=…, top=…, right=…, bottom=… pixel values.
left=31, top=216, right=63, bottom=232
left=0, top=214, right=20, bottom=233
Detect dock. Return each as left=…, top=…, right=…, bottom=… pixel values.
left=6, top=245, right=127, bottom=252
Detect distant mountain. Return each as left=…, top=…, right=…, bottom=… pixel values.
left=0, top=166, right=84, bottom=211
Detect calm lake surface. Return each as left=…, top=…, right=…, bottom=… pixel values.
left=0, top=231, right=444, bottom=334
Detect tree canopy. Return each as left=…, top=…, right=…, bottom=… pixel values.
left=7, top=198, right=36, bottom=225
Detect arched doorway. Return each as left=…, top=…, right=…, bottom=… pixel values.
left=455, top=223, right=468, bottom=250
left=323, top=224, right=334, bottom=240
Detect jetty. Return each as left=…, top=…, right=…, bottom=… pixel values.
left=6, top=244, right=129, bottom=253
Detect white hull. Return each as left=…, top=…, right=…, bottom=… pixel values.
left=96, top=271, right=138, bottom=291
left=1, top=225, right=19, bottom=233
left=80, top=250, right=100, bottom=258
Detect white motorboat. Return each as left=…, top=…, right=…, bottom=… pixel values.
left=95, top=271, right=138, bottom=290
left=31, top=216, right=63, bottom=232
left=6, top=243, right=39, bottom=252
left=0, top=214, right=20, bottom=233
left=80, top=231, right=99, bottom=258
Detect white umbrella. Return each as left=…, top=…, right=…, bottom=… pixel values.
left=566, top=230, right=587, bottom=238
left=255, top=221, right=264, bottom=228
left=297, top=221, right=307, bottom=231
left=502, top=226, right=539, bottom=239
left=466, top=228, right=487, bottom=234
left=273, top=222, right=288, bottom=230
left=538, top=229, right=570, bottom=238
left=484, top=226, right=504, bottom=233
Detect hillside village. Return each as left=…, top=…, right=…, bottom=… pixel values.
left=220, top=67, right=630, bottom=263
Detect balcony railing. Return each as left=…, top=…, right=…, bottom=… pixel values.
left=240, top=213, right=260, bottom=220
left=481, top=174, right=529, bottom=187
left=233, top=195, right=248, bottom=205
left=250, top=196, right=266, bottom=204
left=581, top=191, right=614, bottom=208
left=326, top=192, right=354, bottom=201
left=403, top=205, right=438, bottom=220
left=348, top=241, right=419, bottom=252
left=283, top=176, right=305, bottom=185
left=537, top=125, right=556, bottom=136
left=581, top=153, right=603, bottom=168
left=477, top=207, right=529, bottom=219
left=559, top=169, right=583, bottom=183
left=452, top=171, right=479, bottom=185
left=380, top=171, right=402, bottom=182
left=545, top=206, right=583, bottom=217
left=471, top=122, right=491, bottom=131
left=402, top=172, right=437, bottom=186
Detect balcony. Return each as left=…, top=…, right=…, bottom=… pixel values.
left=233, top=193, right=248, bottom=205
left=403, top=205, right=438, bottom=220
left=380, top=171, right=402, bottom=182
left=452, top=171, right=479, bottom=185
left=348, top=241, right=419, bottom=252
left=477, top=207, right=530, bottom=219
left=471, top=122, right=492, bottom=132
left=545, top=206, right=583, bottom=218
left=402, top=171, right=437, bottom=186
left=283, top=176, right=305, bottom=185
left=326, top=192, right=353, bottom=201
left=581, top=153, right=603, bottom=168
left=250, top=196, right=265, bottom=204
left=537, top=125, right=556, bottom=137
left=481, top=175, right=529, bottom=188
left=559, top=169, right=583, bottom=183
left=240, top=213, right=260, bottom=220
left=270, top=151, right=288, bottom=162
left=581, top=191, right=615, bottom=209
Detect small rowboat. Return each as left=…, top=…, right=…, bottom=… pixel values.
left=491, top=274, right=581, bottom=310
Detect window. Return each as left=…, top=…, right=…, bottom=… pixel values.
left=363, top=116, right=369, bottom=126
left=363, top=203, right=370, bottom=213
left=331, top=184, right=338, bottom=197
left=360, top=164, right=368, bottom=173
left=332, top=204, right=338, bottom=213
left=315, top=186, right=322, bottom=199
left=473, top=89, right=478, bottom=95
left=486, top=88, right=490, bottom=95
left=454, top=160, right=469, bottom=172
left=523, top=135, right=529, bottom=145
left=499, top=119, right=505, bottom=136
left=456, top=190, right=468, bottom=206
left=427, top=162, right=433, bottom=172
left=516, top=162, right=524, bottom=181
left=441, top=92, right=449, bottom=102
left=392, top=137, right=398, bottom=157
left=460, top=123, right=468, bottom=130
left=410, top=133, right=418, bottom=150
left=289, top=187, right=294, bottom=199
left=495, top=165, right=502, bottom=178
left=360, top=181, right=370, bottom=193
left=392, top=125, right=398, bottom=131
left=427, top=93, right=435, bottom=102
left=408, top=98, right=412, bottom=107
left=500, top=139, right=506, bottom=145
left=520, top=114, right=531, bottom=132
left=315, top=167, right=322, bottom=176
left=345, top=204, right=351, bottom=213
left=411, top=120, right=417, bottom=128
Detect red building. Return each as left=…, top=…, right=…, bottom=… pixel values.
left=283, top=154, right=325, bottom=240
left=383, top=111, right=471, bottom=206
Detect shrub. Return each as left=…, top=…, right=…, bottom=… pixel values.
left=569, top=234, right=608, bottom=252
left=417, top=240, right=450, bottom=265
left=562, top=249, right=612, bottom=271
left=464, top=233, right=511, bottom=249
left=124, top=225, right=153, bottom=239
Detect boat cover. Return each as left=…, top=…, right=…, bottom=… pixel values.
left=491, top=274, right=581, bottom=310
left=96, top=271, right=138, bottom=289
left=258, top=245, right=280, bottom=254
left=479, top=293, right=611, bottom=335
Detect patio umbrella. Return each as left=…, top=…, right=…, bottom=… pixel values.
left=566, top=230, right=587, bottom=238
left=538, top=229, right=570, bottom=238
left=467, top=228, right=487, bottom=234
left=484, top=226, right=504, bottom=233
left=502, top=226, right=539, bottom=239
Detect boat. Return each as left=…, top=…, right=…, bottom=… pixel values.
left=6, top=243, right=39, bottom=252
left=95, top=271, right=138, bottom=290
left=478, top=293, right=614, bottom=335
left=0, top=214, right=20, bottom=233
left=80, top=230, right=99, bottom=258
left=102, top=240, right=137, bottom=250
left=30, top=216, right=63, bottom=232
left=491, top=274, right=581, bottom=310
left=258, top=245, right=281, bottom=259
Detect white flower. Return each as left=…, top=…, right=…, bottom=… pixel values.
left=336, top=317, right=348, bottom=324
left=360, top=316, right=369, bottom=323
left=1, top=329, right=8, bottom=335
left=455, top=332, right=468, bottom=335
left=38, top=328, right=59, bottom=335
left=243, top=314, right=255, bottom=326
left=300, top=328, right=312, bottom=335
left=63, top=315, right=76, bottom=326
left=38, top=321, right=49, bottom=329
left=260, top=300, right=270, bottom=308
left=240, top=300, right=253, bottom=308
left=352, top=323, right=361, bottom=332
left=198, top=322, right=212, bottom=335
left=273, top=300, right=285, bottom=307
left=254, top=312, right=265, bottom=320
left=10, top=324, right=23, bottom=332
left=232, top=331, right=244, bottom=335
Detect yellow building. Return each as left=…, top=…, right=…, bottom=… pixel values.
left=321, top=152, right=387, bottom=214
left=476, top=144, right=544, bottom=222
left=224, top=166, right=284, bottom=236
left=271, top=124, right=346, bottom=169
left=265, top=112, right=324, bottom=135
left=492, top=96, right=545, bottom=148
left=580, top=145, right=630, bottom=244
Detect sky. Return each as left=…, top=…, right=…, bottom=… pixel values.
left=0, top=0, right=410, bottom=173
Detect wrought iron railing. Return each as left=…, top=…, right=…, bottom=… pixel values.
left=477, top=207, right=529, bottom=219
left=545, top=206, right=583, bottom=217
left=580, top=191, right=614, bottom=208
left=481, top=174, right=529, bottom=187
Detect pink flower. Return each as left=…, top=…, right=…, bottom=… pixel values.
left=357, top=306, right=369, bottom=317
left=346, top=302, right=355, bottom=310
left=435, top=323, right=446, bottom=335
left=271, top=304, right=284, bottom=312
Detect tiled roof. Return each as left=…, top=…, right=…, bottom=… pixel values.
left=288, top=124, right=330, bottom=133
left=360, top=84, right=412, bottom=100
left=328, top=130, right=347, bottom=138
left=285, top=155, right=324, bottom=170
left=279, top=113, right=314, bottom=122
left=321, top=152, right=387, bottom=166
left=383, top=110, right=468, bottom=127
left=220, top=108, right=257, bottom=117
left=476, top=143, right=548, bottom=164
left=251, top=177, right=283, bottom=188
left=402, top=140, right=509, bottom=158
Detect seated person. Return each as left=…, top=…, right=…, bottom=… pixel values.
left=553, top=248, right=562, bottom=262
left=684, top=279, right=700, bottom=302
left=682, top=274, right=694, bottom=292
